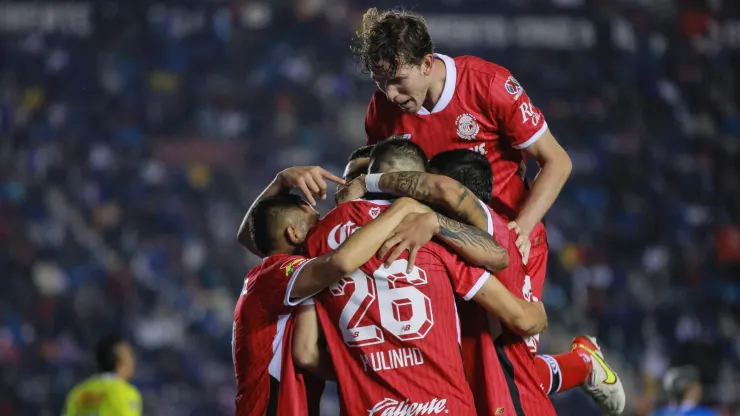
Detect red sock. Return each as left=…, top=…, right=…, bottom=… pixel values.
left=534, top=353, right=592, bottom=395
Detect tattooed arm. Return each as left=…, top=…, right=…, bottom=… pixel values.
left=373, top=172, right=489, bottom=231
left=369, top=172, right=510, bottom=273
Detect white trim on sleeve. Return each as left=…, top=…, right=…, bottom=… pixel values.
left=513, top=121, right=548, bottom=150
left=477, top=198, right=494, bottom=236
left=283, top=258, right=317, bottom=307
left=463, top=270, right=491, bottom=301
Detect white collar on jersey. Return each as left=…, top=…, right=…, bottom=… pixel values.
left=351, top=199, right=393, bottom=205
left=417, top=53, right=457, bottom=116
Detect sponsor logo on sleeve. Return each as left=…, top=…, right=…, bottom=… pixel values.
left=505, top=75, right=523, bottom=99
left=455, top=113, right=480, bottom=140
left=281, top=258, right=306, bottom=277
left=518, top=101, right=541, bottom=127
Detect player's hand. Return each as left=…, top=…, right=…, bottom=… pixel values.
left=277, top=166, right=345, bottom=206
left=378, top=211, right=438, bottom=273
left=334, top=175, right=366, bottom=205
left=507, top=221, right=531, bottom=265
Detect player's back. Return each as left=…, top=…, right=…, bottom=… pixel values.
left=459, top=202, right=556, bottom=415
left=64, top=374, right=141, bottom=416
left=232, top=253, right=310, bottom=415
left=304, top=199, right=488, bottom=415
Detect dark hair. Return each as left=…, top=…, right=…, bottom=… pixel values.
left=348, top=145, right=375, bottom=162
left=663, top=366, right=700, bottom=400
left=95, top=335, right=124, bottom=373
left=369, top=139, right=428, bottom=174
left=249, top=194, right=308, bottom=255
left=429, top=150, right=493, bottom=202
left=351, top=8, right=434, bottom=76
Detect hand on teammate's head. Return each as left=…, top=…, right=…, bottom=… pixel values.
left=335, top=175, right=367, bottom=205
left=277, top=166, right=344, bottom=206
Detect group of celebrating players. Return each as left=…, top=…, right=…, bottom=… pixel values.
left=232, top=8, right=627, bottom=416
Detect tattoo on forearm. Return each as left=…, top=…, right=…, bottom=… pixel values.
left=436, top=213, right=508, bottom=255
left=379, top=172, right=432, bottom=200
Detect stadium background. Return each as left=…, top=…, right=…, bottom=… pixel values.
left=1, top=0, right=740, bottom=415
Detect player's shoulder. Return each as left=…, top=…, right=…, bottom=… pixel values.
left=253, top=253, right=308, bottom=280
left=453, top=55, right=510, bottom=82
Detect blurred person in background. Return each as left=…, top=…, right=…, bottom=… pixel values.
left=651, top=366, right=718, bottom=416
left=63, top=335, right=141, bottom=416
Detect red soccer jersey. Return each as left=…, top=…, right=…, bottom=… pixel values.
left=303, top=199, right=488, bottom=415
left=458, top=200, right=556, bottom=416
left=232, top=253, right=313, bottom=416
left=365, top=54, right=548, bottom=222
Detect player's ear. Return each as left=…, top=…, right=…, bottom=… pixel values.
left=285, top=224, right=302, bottom=247
left=422, top=54, right=434, bottom=76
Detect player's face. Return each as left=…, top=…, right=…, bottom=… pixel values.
left=335, top=157, right=370, bottom=205
left=371, top=57, right=433, bottom=114
left=296, top=204, right=320, bottom=241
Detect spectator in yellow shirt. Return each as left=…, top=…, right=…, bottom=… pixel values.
left=64, top=335, right=142, bottom=416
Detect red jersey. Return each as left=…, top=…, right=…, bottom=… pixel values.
left=458, top=200, right=555, bottom=416
left=365, top=54, right=548, bottom=222
left=232, top=253, right=313, bottom=416
left=303, top=199, right=488, bottom=415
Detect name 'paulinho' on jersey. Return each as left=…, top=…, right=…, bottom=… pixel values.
left=302, top=198, right=492, bottom=415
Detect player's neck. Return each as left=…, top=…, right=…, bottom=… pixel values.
left=422, top=57, right=447, bottom=112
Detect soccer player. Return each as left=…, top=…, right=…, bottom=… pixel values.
left=64, top=335, right=142, bottom=416
left=232, top=191, right=431, bottom=415
left=353, top=8, right=627, bottom=414
left=301, top=139, right=547, bottom=414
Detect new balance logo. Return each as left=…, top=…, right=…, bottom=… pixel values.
left=367, top=398, right=448, bottom=415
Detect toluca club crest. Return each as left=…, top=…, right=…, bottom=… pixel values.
left=455, top=113, right=480, bottom=140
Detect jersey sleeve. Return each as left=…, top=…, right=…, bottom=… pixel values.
left=274, top=255, right=314, bottom=307
left=437, top=246, right=491, bottom=301
left=487, top=68, right=548, bottom=150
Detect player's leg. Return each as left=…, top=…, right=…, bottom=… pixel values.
left=526, top=244, right=594, bottom=395
left=527, top=227, right=625, bottom=414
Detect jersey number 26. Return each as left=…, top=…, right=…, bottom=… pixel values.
left=330, top=260, right=433, bottom=347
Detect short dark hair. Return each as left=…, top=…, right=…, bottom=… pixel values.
left=348, top=145, right=375, bottom=162
left=429, top=150, right=493, bottom=202
left=369, top=139, right=428, bottom=174
left=95, top=335, right=124, bottom=373
left=249, top=194, right=309, bottom=255
left=351, top=8, right=434, bottom=76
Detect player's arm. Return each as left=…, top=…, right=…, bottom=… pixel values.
left=362, top=172, right=509, bottom=273
left=488, top=70, right=572, bottom=246
left=287, top=197, right=430, bottom=303
left=292, top=304, right=336, bottom=380
left=378, top=208, right=509, bottom=274
left=516, top=129, right=572, bottom=237
left=237, top=166, right=344, bottom=256
left=471, top=277, right=547, bottom=337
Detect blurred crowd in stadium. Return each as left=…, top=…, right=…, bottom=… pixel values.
left=1, top=0, right=740, bottom=415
